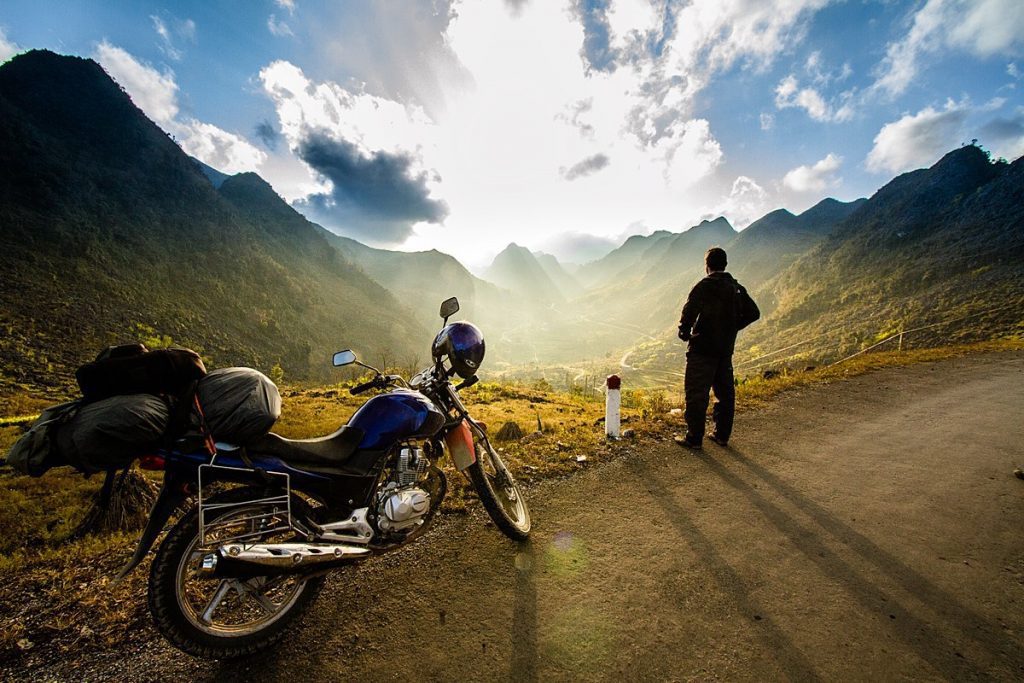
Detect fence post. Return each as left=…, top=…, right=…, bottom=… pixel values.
left=605, top=375, right=621, bottom=439
left=898, top=327, right=904, bottom=352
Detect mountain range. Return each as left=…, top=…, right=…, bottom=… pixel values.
left=1, top=49, right=1021, bottom=393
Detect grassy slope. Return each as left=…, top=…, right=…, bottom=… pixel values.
left=1, top=340, right=1021, bottom=667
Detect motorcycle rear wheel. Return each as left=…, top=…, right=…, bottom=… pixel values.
left=468, top=439, right=531, bottom=541
left=148, top=488, right=325, bottom=659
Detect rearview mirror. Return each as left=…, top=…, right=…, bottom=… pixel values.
left=440, top=297, right=460, bottom=321
left=332, top=350, right=356, bottom=367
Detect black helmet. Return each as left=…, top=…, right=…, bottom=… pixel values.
left=432, top=322, right=485, bottom=378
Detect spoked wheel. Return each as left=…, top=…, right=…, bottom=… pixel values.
left=149, top=489, right=324, bottom=659
left=467, top=438, right=531, bottom=540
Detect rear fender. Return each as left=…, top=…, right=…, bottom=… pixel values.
left=444, top=421, right=476, bottom=471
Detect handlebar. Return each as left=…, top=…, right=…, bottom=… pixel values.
left=350, top=374, right=409, bottom=395
left=455, top=375, right=479, bottom=392
left=350, top=377, right=380, bottom=395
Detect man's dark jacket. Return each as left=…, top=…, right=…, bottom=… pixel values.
left=678, top=271, right=760, bottom=356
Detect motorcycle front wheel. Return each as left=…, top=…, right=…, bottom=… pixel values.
left=148, top=488, right=325, bottom=659
left=467, top=438, right=531, bottom=541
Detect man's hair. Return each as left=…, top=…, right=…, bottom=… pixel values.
left=705, top=246, right=727, bottom=271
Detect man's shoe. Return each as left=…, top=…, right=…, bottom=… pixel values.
left=707, top=433, right=728, bottom=446
left=674, top=435, right=702, bottom=451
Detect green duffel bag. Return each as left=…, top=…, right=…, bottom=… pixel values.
left=6, top=400, right=81, bottom=477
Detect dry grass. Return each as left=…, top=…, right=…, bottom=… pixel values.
left=732, top=338, right=1024, bottom=410
left=0, top=338, right=1020, bottom=670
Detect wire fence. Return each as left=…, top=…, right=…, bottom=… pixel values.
left=826, top=300, right=1023, bottom=367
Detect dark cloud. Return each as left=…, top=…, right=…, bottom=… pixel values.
left=504, top=0, right=529, bottom=16
left=561, top=153, right=610, bottom=181
left=978, top=115, right=1024, bottom=142
left=254, top=120, right=280, bottom=150
left=574, top=0, right=618, bottom=74
left=293, top=133, right=448, bottom=244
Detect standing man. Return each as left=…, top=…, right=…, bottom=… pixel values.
left=676, top=247, right=759, bottom=450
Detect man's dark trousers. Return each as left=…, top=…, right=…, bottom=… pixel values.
left=683, top=351, right=735, bottom=444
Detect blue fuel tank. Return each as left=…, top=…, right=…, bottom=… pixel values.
left=347, top=389, right=446, bottom=451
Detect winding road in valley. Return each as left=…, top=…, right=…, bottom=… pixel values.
left=32, top=351, right=1024, bottom=681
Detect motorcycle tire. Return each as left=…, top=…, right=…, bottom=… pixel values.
left=467, top=440, right=531, bottom=541
left=148, top=487, right=325, bottom=659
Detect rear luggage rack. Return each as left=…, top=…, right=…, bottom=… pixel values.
left=197, top=453, right=293, bottom=548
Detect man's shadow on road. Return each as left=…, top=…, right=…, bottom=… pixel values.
left=644, top=442, right=1020, bottom=679
left=625, top=454, right=823, bottom=682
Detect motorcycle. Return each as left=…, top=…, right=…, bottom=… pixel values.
left=119, top=297, right=531, bottom=659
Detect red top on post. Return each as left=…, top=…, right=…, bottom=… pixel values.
left=606, top=374, right=621, bottom=390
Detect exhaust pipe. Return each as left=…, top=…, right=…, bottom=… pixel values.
left=199, top=542, right=371, bottom=578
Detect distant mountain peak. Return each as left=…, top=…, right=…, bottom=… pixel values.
left=688, top=216, right=736, bottom=239
left=484, top=242, right=566, bottom=302
left=697, top=216, right=732, bottom=228
left=501, top=242, right=526, bottom=251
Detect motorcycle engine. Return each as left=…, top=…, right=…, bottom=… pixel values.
left=377, top=485, right=430, bottom=533
left=377, top=446, right=431, bottom=534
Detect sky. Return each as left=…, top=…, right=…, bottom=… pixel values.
left=1, top=0, right=1023, bottom=267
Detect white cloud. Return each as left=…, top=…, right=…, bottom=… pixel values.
left=151, top=15, right=195, bottom=61
left=774, top=74, right=854, bottom=122
left=760, top=112, right=774, bottom=131
left=716, top=176, right=771, bottom=229
left=660, top=118, right=723, bottom=188
left=276, top=0, right=297, bottom=14
left=667, top=0, right=831, bottom=75
left=1009, top=62, right=1020, bottom=79
left=866, top=101, right=970, bottom=174
left=259, top=60, right=436, bottom=159
left=176, top=121, right=268, bottom=176
left=804, top=51, right=851, bottom=86
left=783, top=153, right=843, bottom=192
left=95, top=41, right=179, bottom=123
left=874, top=0, right=1024, bottom=97
left=95, top=42, right=265, bottom=174
left=267, top=15, right=294, bottom=37
left=0, top=26, right=22, bottom=63
left=151, top=16, right=180, bottom=60
left=775, top=75, right=828, bottom=121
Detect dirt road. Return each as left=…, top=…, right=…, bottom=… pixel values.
left=44, top=352, right=1024, bottom=681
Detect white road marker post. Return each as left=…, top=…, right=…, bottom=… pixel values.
left=605, top=374, right=621, bottom=439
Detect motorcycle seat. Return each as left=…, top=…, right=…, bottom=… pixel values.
left=249, top=425, right=365, bottom=467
